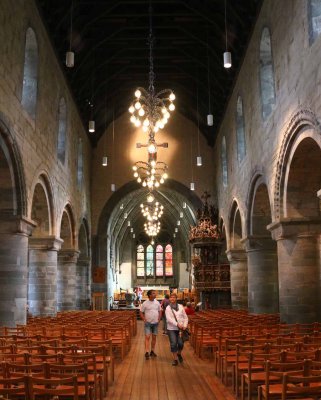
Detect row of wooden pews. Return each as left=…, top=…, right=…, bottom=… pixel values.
left=189, top=309, right=321, bottom=399
left=0, top=310, right=136, bottom=399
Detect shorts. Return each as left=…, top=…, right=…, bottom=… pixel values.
left=144, top=322, right=159, bottom=335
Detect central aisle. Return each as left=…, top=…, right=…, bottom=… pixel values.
left=107, top=320, right=234, bottom=400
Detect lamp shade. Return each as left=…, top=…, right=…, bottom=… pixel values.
left=111, top=183, right=116, bottom=192
left=207, top=114, right=213, bottom=126
left=88, top=120, right=95, bottom=132
left=102, top=156, right=108, bottom=166
left=223, top=51, right=232, bottom=68
left=66, top=51, right=74, bottom=68
left=190, top=182, right=195, bottom=191
left=197, top=156, right=202, bottom=166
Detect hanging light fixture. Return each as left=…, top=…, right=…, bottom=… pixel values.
left=180, top=212, right=183, bottom=218
left=190, top=182, right=195, bottom=191
left=206, top=33, right=213, bottom=126
left=102, top=156, right=108, bottom=166
left=140, top=201, right=164, bottom=222
left=223, top=0, right=232, bottom=68
left=111, top=109, right=116, bottom=191
left=128, top=5, right=175, bottom=134
left=66, top=0, right=74, bottom=68
left=183, top=202, right=187, bottom=209
left=196, top=77, right=202, bottom=167
left=144, top=220, right=161, bottom=237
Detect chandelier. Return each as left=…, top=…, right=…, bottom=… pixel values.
left=144, top=220, right=161, bottom=237
left=133, top=152, right=168, bottom=190
left=128, top=6, right=175, bottom=137
left=141, top=201, right=164, bottom=222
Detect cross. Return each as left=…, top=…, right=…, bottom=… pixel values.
left=201, top=191, right=211, bottom=204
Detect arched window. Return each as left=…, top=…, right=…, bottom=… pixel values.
left=77, top=139, right=83, bottom=187
left=309, top=0, right=321, bottom=43
left=137, top=245, right=145, bottom=277
left=259, top=27, right=276, bottom=120
left=165, top=244, right=173, bottom=276
left=156, top=245, right=164, bottom=276
left=136, top=243, right=173, bottom=278
left=21, top=28, right=38, bottom=119
left=221, top=136, right=228, bottom=187
left=236, top=96, right=246, bottom=163
left=146, top=245, right=154, bottom=276
left=57, top=98, right=67, bottom=163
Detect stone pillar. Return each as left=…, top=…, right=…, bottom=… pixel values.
left=268, top=219, right=321, bottom=323
left=76, top=256, right=90, bottom=310
left=0, top=216, right=34, bottom=326
left=226, top=249, right=248, bottom=310
left=243, top=236, right=279, bottom=314
left=28, top=237, right=63, bottom=316
left=57, top=249, right=79, bottom=311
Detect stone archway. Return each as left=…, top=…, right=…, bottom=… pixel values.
left=57, top=205, right=78, bottom=311
left=270, top=119, right=321, bottom=323
left=245, top=175, right=279, bottom=314
left=226, top=201, right=248, bottom=310
left=0, top=123, right=31, bottom=326
left=76, top=219, right=91, bottom=309
left=94, top=179, right=201, bottom=308
left=28, top=175, right=61, bottom=316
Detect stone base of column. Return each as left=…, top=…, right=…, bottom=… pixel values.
left=226, top=249, right=248, bottom=310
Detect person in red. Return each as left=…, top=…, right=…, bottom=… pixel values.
left=184, top=302, right=195, bottom=315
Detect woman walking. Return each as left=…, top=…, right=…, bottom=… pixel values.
left=165, top=293, right=188, bottom=366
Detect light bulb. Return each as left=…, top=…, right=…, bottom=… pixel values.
left=134, top=119, right=141, bottom=127
left=162, top=107, right=167, bottom=114
left=102, top=156, right=108, bottom=166
left=135, top=101, right=141, bottom=110
left=190, top=182, right=195, bottom=191
left=130, top=115, right=136, bottom=123
left=197, top=156, right=202, bottom=166
left=143, top=119, right=149, bottom=126
left=129, top=105, right=135, bottom=113
left=183, top=202, right=187, bottom=208
left=133, top=165, right=137, bottom=171
left=147, top=194, right=154, bottom=203
left=180, top=212, right=183, bottom=218
left=169, top=92, right=175, bottom=101
left=151, top=168, right=156, bottom=174
left=151, top=160, right=156, bottom=167
left=138, top=108, right=145, bottom=116
left=177, top=220, right=180, bottom=226
left=160, top=178, right=164, bottom=184
left=207, top=114, right=213, bottom=126
left=111, top=183, right=116, bottom=192
left=135, top=89, right=141, bottom=98
left=163, top=173, right=168, bottom=179
left=169, top=103, right=175, bottom=111
left=143, top=126, right=148, bottom=132
left=155, top=181, right=160, bottom=187
left=142, top=181, right=147, bottom=187
left=148, top=143, right=157, bottom=154
left=137, top=177, right=141, bottom=183
left=134, top=172, right=138, bottom=177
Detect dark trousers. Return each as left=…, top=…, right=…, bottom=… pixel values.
left=167, top=329, right=184, bottom=353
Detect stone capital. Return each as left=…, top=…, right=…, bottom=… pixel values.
left=28, top=236, right=64, bottom=251
left=0, top=215, right=36, bottom=236
left=226, top=248, right=247, bottom=262
left=58, top=249, right=80, bottom=264
left=267, top=218, right=321, bottom=241
left=241, top=235, right=275, bottom=252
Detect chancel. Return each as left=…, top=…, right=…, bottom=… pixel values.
left=1, top=0, right=321, bottom=399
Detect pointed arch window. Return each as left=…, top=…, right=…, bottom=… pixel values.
left=77, top=139, right=83, bottom=187
left=221, top=136, right=228, bottom=187
left=57, top=98, right=67, bottom=163
left=259, top=27, right=276, bottom=120
left=21, top=28, right=38, bottom=119
left=137, top=245, right=145, bottom=277
left=309, top=0, right=321, bottom=44
left=236, top=96, right=246, bottom=163
left=136, top=243, right=173, bottom=278
left=165, top=244, right=173, bottom=276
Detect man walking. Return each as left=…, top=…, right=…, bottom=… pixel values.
left=140, top=289, right=161, bottom=359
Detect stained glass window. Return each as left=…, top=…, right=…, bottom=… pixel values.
left=165, top=244, right=173, bottom=276
left=146, top=245, right=154, bottom=276
left=156, top=245, right=164, bottom=276
left=137, top=245, right=145, bottom=277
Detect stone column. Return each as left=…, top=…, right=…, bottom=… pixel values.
left=243, top=236, right=279, bottom=314
left=226, top=249, right=248, bottom=310
left=268, top=219, right=321, bottom=323
left=57, top=249, right=79, bottom=311
left=28, top=237, right=63, bottom=316
left=0, top=216, right=34, bottom=326
left=76, top=256, right=90, bottom=310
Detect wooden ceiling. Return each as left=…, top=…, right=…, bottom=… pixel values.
left=36, top=0, right=262, bottom=146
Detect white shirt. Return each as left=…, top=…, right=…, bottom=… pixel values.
left=165, top=304, right=188, bottom=331
left=141, top=299, right=161, bottom=324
